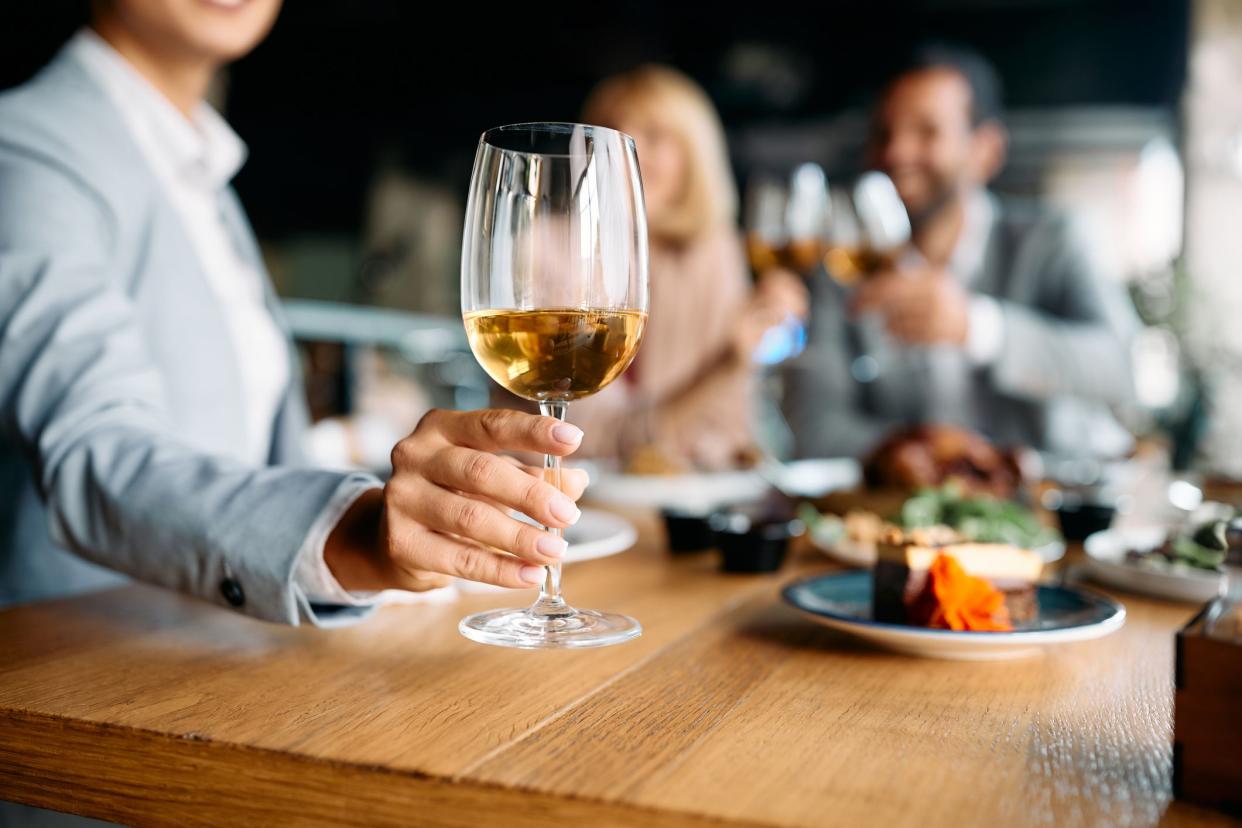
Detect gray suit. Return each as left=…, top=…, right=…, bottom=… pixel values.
left=0, top=45, right=371, bottom=624
left=783, top=196, right=1138, bottom=458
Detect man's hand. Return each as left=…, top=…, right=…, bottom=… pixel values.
left=324, top=409, right=590, bottom=593
left=850, top=266, right=970, bottom=346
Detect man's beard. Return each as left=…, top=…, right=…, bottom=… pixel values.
left=905, top=179, right=960, bottom=231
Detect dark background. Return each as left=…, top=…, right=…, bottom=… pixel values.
left=1, top=0, right=1189, bottom=240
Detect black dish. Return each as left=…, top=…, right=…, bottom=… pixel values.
left=709, top=502, right=804, bottom=573
left=1052, top=499, right=1117, bottom=542
left=660, top=508, right=717, bottom=554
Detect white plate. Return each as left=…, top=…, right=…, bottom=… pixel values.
left=455, top=508, right=637, bottom=594
left=584, top=466, right=767, bottom=511
left=784, top=571, right=1126, bottom=660
left=808, top=530, right=876, bottom=568
left=562, top=508, right=639, bottom=563
left=583, top=457, right=859, bottom=511
left=764, top=458, right=862, bottom=499
left=1084, top=526, right=1224, bottom=604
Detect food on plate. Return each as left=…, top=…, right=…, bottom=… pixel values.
left=800, top=485, right=1060, bottom=559
left=841, top=509, right=887, bottom=548
left=872, top=527, right=1043, bottom=630
left=863, top=425, right=1024, bottom=499
left=1126, top=514, right=1241, bottom=574
left=899, top=485, right=1060, bottom=549
left=907, top=554, right=1013, bottom=632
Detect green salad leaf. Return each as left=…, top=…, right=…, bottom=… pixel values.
left=1171, top=532, right=1227, bottom=570
left=897, top=485, right=1059, bottom=549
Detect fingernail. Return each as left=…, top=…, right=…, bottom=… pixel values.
left=520, top=565, right=546, bottom=584
left=552, top=423, right=583, bottom=445
left=537, top=534, right=568, bottom=558
left=549, top=496, right=581, bottom=525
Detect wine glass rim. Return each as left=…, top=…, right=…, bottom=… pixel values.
left=480, top=122, right=636, bottom=157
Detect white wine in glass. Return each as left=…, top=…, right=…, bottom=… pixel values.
left=464, top=308, right=646, bottom=401
left=824, top=171, right=911, bottom=286
left=459, top=123, right=649, bottom=649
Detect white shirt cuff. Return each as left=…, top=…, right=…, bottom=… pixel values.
left=966, top=294, right=1005, bottom=365
left=293, top=474, right=384, bottom=607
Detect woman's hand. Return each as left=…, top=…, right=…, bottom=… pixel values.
left=732, top=267, right=810, bottom=360
left=324, top=408, right=589, bottom=592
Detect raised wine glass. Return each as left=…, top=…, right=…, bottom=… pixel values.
left=824, top=171, right=911, bottom=285
left=741, top=163, right=828, bottom=364
left=459, top=122, right=648, bottom=649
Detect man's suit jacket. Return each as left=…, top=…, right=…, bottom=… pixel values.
left=0, top=45, right=371, bottom=624
left=782, top=195, right=1138, bottom=458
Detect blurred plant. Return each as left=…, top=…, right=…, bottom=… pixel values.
left=1127, top=260, right=1213, bottom=471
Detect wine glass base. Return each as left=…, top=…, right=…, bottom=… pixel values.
left=459, top=606, right=642, bottom=650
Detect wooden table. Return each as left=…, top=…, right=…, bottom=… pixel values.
left=0, top=511, right=1237, bottom=828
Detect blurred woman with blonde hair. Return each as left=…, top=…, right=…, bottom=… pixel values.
left=569, top=64, right=806, bottom=470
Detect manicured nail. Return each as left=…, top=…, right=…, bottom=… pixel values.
left=549, top=496, right=581, bottom=525
left=537, top=535, right=568, bottom=558
left=520, top=565, right=546, bottom=584
left=552, top=423, right=583, bottom=445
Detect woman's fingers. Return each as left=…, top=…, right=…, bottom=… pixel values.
left=516, top=464, right=590, bottom=500
left=375, top=407, right=594, bottom=591
left=394, top=528, right=546, bottom=589
left=399, top=479, right=567, bottom=564
left=418, top=408, right=583, bottom=456
left=422, top=446, right=581, bottom=529
left=757, top=269, right=810, bottom=319
left=498, top=454, right=590, bottom=500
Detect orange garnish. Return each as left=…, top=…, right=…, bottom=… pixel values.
left=909, top=553, right=1013, bottom=632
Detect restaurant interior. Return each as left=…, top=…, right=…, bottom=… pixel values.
left=0, top=0, right=1240, bottom=826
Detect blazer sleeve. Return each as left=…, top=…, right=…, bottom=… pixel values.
left=0, top=148, right=368, bottom=625
left=990, top=212, right=1138, bottom=406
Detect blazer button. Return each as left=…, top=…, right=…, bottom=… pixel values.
left=219, top=577, right=245, bottom=607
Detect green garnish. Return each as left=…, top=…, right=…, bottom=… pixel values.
left=897, top=485, right=1059, bottom=549
left=1170, top=530, right=1227, bottom=570
left=798, top=502, right=843, bottom=543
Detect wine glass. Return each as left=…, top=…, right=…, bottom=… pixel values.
left=459, top=122, right=648, bottom=649
left=743, top=162, right=831, bottom=277
left=741, top=163, right=828, bottom=364
left=824, top=171, right=911, bottom=285
left=824, top=171, right=912, bottom=385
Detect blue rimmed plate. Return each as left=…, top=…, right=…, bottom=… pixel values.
left=783, top=571, right=1126, bottom=660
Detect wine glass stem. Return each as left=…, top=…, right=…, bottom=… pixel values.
left=535, top=400, right=569, bottom=617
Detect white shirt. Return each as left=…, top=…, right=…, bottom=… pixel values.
left=68, top=30, right=377, bottom=608
left=901, top=188, right=1005, bottom=364
left=889, top=189, right=1006, bottom=426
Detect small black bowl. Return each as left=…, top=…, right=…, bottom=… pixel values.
left=709, top=503, right=804, bottom=573
left=1044, top=490, right=1117, bottom=542
left=660, top=508, right=717, bottom=554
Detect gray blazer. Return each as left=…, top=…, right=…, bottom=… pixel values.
left=782, top=196, right=1138, bottom=458
left=0, top=46, right=371, bottom=624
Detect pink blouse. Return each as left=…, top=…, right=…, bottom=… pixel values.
left=566, top=225, right=756, bottom=471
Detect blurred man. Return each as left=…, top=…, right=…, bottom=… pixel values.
left=784, top=44, right=1137, bottom=458
left=0, top=0, right=589, bottom=628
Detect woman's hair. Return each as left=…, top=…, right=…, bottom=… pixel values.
left=583, top=64, right=737, bottom=244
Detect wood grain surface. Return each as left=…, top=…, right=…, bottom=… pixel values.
left=0, top=510, right=1236, bottom=828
